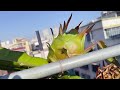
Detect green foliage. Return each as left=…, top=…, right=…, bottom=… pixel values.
left=0, top=47, right=48, bottom=71
left=58, top=75, right=82, bottom=79
left=47, top=14, right=95, bottom=63
left=47, top=33, right=86, bottom=62
left=97, top=41, right=120, bottom=66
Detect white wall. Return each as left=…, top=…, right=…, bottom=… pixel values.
left=102, top=17, right=120, bottom=29
left=76, top=16, right=120, bottom=79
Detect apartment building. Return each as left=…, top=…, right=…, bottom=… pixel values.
left=74, top=11, right=120, bottom=79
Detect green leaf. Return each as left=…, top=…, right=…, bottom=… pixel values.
left=58, top=75, right=82, bottom=79
left=97, top=41, right=120, bottom=66
left=0, top=47, right=48, bottom=71
left=47, top=45, right=58, bottom=62
left=81, top=33, right=87, bottom=52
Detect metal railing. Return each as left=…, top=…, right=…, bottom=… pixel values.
left=1, top=44, right=120, bottom=79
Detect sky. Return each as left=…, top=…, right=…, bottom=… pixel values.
left=0, top=11, right=101, bottom=41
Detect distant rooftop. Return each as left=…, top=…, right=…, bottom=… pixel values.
left=80, top=11, right=120, bottom=28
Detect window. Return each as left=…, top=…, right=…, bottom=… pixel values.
left=36, top=45, right=39, bottom=48
left=111, top=34, right=120, bottom=39
left=116, top=55, right=120, bottom=64
left=86, top=75, right=90, bottom=79
left=75, top=71, right=79, bottom=76
left=81, top=73, right=90, bottom=79
left=81, top=73, right=85, bottom=78
left=80, top=65, right=89, bottom=70
left=92, top=65, right=99, bottom=72
left=86, top=33, right=91, bottom=41
left=117, top=11, right=120, bottom=16
left=105, top=26, right=120, bottom=39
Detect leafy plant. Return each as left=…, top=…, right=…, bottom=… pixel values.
left=0, top=47, right=48, bottom=71
left=97, top=40, right=120, bottom=66
left=47, top=14, right=95, bottom=63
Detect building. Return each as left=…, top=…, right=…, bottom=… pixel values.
left=1, top=38, right=33, bottom=56
left=31, top=38, right=49, bottom=59
left=74, top=11, right=120, bottom=79
left=101, top=11, right=120, bottom=18
left=42, top=29, right=53, bottom=44
left=9, top=38, right=30, bottom=52
left=30, top=34, right=51, bottom=59
left=30, top=28, right=59, bottom=59
left=1, top=40, right=12, bottom=49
